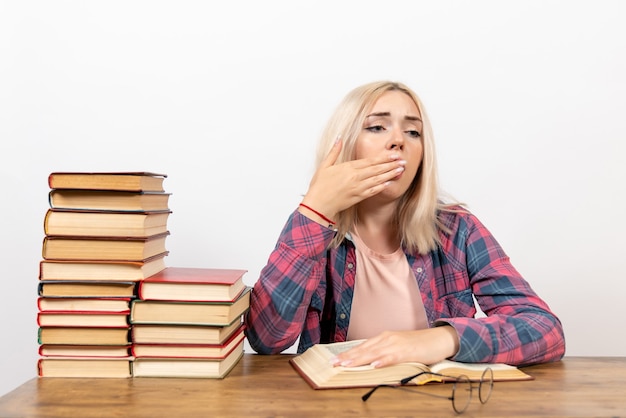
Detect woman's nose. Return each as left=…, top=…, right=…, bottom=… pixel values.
left=387, top=128, right=404, bottom=150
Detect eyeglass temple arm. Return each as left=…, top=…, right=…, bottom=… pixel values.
left=361, top=384, right=394, bottom=401
left=400, top=371, right=428, bottom=385
left=362, top=371, right=434, bottom=402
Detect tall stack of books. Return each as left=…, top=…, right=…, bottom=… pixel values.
left=130, top=267, right=250, bottom=378
left=37, top=172, right=171, bottom=378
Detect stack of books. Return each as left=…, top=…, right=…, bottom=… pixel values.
left=130, top=267, right=250, bottom=378
left=37, top=172, right=171, bottom=378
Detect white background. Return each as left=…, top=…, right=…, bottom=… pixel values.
left=1, top=1, right=625, bottom=397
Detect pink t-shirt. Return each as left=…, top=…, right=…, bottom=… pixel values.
left=346, top=230, right=429, bottom=341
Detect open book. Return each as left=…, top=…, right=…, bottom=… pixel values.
left=289, top=340, right=533, bottom=389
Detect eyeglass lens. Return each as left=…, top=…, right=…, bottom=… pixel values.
left=451, top=375, right=472, bottom=414
left=479, top=367, right=494, bottom=404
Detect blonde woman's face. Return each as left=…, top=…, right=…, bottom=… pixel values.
left=355, top=90, right=423, bottom=202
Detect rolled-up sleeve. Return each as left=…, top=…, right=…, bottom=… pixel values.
left=435, top=212, right=565, bottom=366
left=244, top=210, right=335, bottom=354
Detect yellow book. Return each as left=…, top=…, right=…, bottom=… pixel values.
left=38, top=357, right=132, bottom=378
left=130, top=287, right=251, bottom=326
left=48, top=172, right=166, bottom=192
left=44, top=209, right=171, bottom=238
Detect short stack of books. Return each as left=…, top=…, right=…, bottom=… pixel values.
left=37, top=172, right=171, bottom=378
left=130, top=267, right=250, bottom=378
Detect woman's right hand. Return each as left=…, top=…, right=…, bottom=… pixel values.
left=299, top=138, right=406, bottom=223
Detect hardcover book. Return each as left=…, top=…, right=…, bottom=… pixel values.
left=42, top=232, right=169, bottom=261
left=37, top=297, right=131, bottom=312
left=38, top=281, right=136, bottom=298
left=39, top=344, right=131, bottom=358
left=48, top=190, right=171, bottom=212
left=131, top=317, right=243, bottom=345
left=38, top=326, right=130, bottom=345
left=48, top=172, right=166, bottom=192
left=37, top=311, right=130, bottom=328
left=131, top=325, right=245, bottom=358
left=132, top=340, right=244, bottom=379
left=39, top=252, right=168, bottom=281
left=44, top=209, right=171, bottom=237
left=38, top=357, right=132, bottom=378
left=130, top=287, right=251, bottom=326
left=137, top=267, right=247, bottom=302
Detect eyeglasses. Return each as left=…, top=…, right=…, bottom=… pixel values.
left=361, top=368, right=494, bottom=414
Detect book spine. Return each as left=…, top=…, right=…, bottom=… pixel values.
left=136, top=282, right=145, bottom=300
left=37, top=358, right=43, bottom=377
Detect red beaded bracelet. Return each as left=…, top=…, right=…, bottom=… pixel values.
left=298, top=203, right=336, bottom=226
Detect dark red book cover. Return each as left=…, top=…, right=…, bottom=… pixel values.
left=142, top=267, right=247, bottom=285
left=131, top=324, right=245, bottom=359
left=138, top=267, right=247, bottom=302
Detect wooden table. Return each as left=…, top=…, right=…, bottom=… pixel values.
left=1, top=355, right=625, bottom=417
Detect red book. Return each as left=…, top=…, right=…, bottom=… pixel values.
left=37, top=311, right=130, bottom=328
left=37, top=297, right=131, bottom=313
left=39, top=344, right=131, bottom=358
left=131, top=340, right=244, bottom=379
left=131, top=325, right=245, bottom=358
left=138, top=267, right=247, bottom=302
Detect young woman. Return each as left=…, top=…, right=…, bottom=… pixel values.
left=244, top=81, right=565, bottom=368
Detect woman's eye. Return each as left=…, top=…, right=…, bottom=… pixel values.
left=365, top=125, right=385, bottom=132
left=406, top=130, right=421, bottom=138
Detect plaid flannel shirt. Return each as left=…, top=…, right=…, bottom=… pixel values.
left=244, top=208, right=565, bottom=366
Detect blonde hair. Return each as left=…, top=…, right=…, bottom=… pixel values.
left=316, top=81, right=455, bottom=254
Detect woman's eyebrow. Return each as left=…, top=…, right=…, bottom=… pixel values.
left=366, top=112, right=422, bottom=122
left=366, top=112, right=391, bottom=118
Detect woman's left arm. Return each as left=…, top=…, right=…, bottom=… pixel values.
left=438, top=212, right=566, bottom=366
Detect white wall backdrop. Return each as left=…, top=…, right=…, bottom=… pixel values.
left=1, top=0, right=625, bottom=396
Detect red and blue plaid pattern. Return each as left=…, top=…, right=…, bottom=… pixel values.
left=245, top=208, right=565, bottom=366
